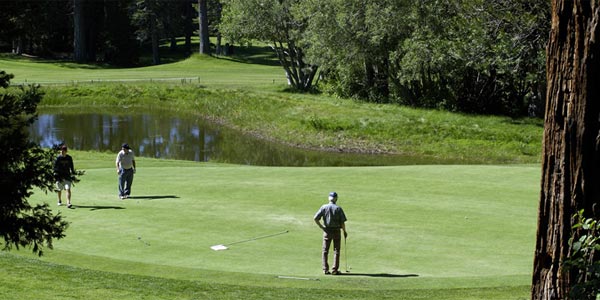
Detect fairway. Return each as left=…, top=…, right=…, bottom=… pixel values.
left=0, top=54, right=287, bottom=88
left=5, top=152, right=540, bottom=299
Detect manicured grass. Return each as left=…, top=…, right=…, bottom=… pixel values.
left=0, top=46, right=542, bottom=299
left=0, top=52, right=286, bottom=89
left=0, top=151, right=539, bottom=299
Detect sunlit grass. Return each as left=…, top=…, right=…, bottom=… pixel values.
left=0, top=53, right=287, bottom=89
left=0, top=41, right=544, bottom=300
left=0, top=154, right=539, bottom=300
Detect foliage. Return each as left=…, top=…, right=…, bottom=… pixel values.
left=220, top=0, right=318, bottom=91
left=0, top=0, right=549, bottom=116
left=565, top=210, right=600, bottom=300
left=100, top=0, right=140, bottom=66
left=299, top=0, right=549, bottom=116
left=299, top=0, right=409, bottom=102
left=0, top=1, right=71, bottom=55
left=0, top=72, right=69, bottom=256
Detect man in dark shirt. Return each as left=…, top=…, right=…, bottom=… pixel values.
left=53, top=145, right=75, bottom=208
left=314, top=192, right=348, bottom=275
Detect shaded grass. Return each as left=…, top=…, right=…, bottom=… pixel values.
left=0, top=253, right=530, bottom=300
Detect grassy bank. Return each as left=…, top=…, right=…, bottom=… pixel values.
left=41, top=82, right=543, bottom=164
left=0, top=151, right=539, bottom=299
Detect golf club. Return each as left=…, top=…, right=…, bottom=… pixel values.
left=137, top=236, right=150, bottom=246
left=276, top=276, right=320, bottom=281
left=211, top=230, right=289, bottom=251
left=345, top=235, right=350, bottom=272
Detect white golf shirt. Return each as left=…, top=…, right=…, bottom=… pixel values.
left=116, top=149, right=135, bottom=169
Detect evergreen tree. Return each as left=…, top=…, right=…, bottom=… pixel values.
left=0, top=71, right=69, bottom=256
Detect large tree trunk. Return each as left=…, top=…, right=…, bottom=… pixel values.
left=73, top=0, right=87, bottom=62
left=198, top=0, right=210, bottom=54
left=184, top=0, right=193, bottom=55
left=73, top=0, right=99, bottom=63
left=150, top=14, right=160, bottom=65
left=531, top=1, right=600, bottom=299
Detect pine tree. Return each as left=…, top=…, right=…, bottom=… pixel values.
left=0, top=71, right=69, bottom=256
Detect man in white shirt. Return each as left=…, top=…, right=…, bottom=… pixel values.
left=116, top=143, right=136, bottom=199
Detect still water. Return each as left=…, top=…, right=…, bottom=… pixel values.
left=30, top=112, right=453, bottom=166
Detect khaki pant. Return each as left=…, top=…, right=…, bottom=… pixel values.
left=322, top=228, right=341, bottom=272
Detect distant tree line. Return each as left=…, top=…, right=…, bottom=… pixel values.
left=221, top=0, right=550, bottom=117
left=0, top=0, right=220, bottom=65
left=0, top=0, right=550, bottom=117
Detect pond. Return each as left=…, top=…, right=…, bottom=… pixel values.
left=30, top=111, right=457, bottom=166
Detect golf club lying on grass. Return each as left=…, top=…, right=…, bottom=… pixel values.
left=137, top=236, right=150, bottom=246
left=276, top=276, right=320, bottom=281
left=210, top=230, right=289, bottom=251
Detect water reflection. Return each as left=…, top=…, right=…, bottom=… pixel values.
left=30, top=112, right=455, bottom=166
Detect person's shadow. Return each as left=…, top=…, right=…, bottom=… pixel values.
left=67, top=196, right=179, bottom=210
left=69, top=205, right=125, bottom=211
left=127, top=195, right=179, bottom=200
left=339, top=273, right=418, bottom=278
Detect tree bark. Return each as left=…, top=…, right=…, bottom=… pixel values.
left=184, top=0, right=193, bottom=55
left=198, top=0, right=210, bottom=54
left=73, top=0, right=87, bottom=62
left=531, top=1, right=600, bottom=299
left=73, top=0, right=99, bottom=63
left=150, top=14, right=160, bottom=65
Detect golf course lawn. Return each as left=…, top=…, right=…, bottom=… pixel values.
left=1, top=53, right=287, bottom=89
left=1, top=48, right=543, bottom=299
left=1, top=151, right=539, bottom=299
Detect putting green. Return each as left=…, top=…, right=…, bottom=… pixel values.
left=23, top=156, right=539, bottom=292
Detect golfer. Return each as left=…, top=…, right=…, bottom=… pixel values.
left=116, top=143, right=136, bottom=199
left=314, top=191, right=348, bottom=275
left=53, top=145, right=75, bottom=208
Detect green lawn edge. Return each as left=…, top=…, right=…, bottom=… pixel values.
left=0, top=252, right=530, bottom=300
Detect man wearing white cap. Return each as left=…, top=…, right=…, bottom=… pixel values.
left=314, top=191, right=348, bottom=275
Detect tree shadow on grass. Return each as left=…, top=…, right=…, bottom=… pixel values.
left=71, top=205, right=125, bottom=211
left=339, top=273, right=419, bottom=278
left=127, top=195, right=179, bottom=200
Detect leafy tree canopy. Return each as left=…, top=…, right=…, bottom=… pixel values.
left=220, top=0, right=318, bottom=91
